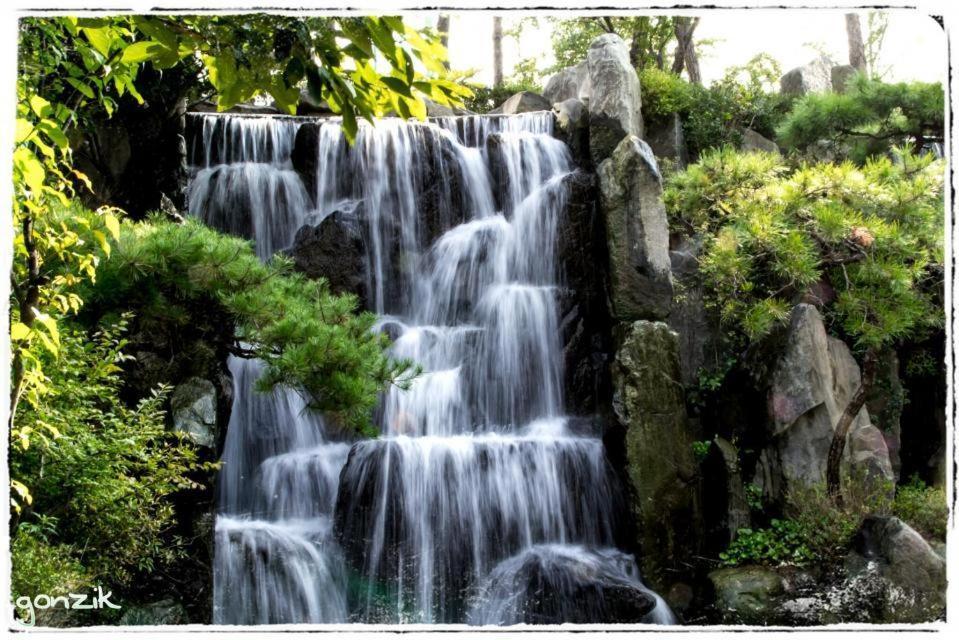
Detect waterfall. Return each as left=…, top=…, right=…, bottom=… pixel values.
left=188, top=111, right=672, bottom=625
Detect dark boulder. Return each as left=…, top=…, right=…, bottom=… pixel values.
left=290, top=212, right=367, bottom=306
left=468, top=546, right=661, bottom=625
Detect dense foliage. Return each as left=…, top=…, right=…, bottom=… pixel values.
left=720, top=473, right=892, bottom=568
left=720, top=472, right=944, bottom=568
left=777, top=75, right=944, bottom=163
left=87, top=216, right=415, bottom=435
left=463, top=81, right=542, bottom=113
left=547, top=16, right=675, bottom=72
left=11, top=14, right=460, bottom=511
left=11, top=317, right=209, bottom=621
left=892, top=476, right=947, bottom=541
left=665, top=147, right=944, bottom=351
left=641, top=55, right=792, bottom=158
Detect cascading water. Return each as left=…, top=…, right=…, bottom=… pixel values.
left=188, top=111, right=673, bottom=626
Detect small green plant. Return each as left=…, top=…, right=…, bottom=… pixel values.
left=893, top=475, right=947, bottom=541
left=719, top=519, right=815, bottom=567
left=692, top=440, right=712, bottom=463
left=745, top=483, right=764, bottom=511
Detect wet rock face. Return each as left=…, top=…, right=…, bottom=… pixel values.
left=468, top=546, right=659, bottom=625
left=586, top=34, right=644, bottom=164
left=597, top=136, right=673, bottom=322
left=612, top=321, right=700, bottom=592
left=290, top=212, right=367, bottom=307
left=555, top=171, right=613, bottom=417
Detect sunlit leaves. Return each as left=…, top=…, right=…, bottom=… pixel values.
left=666, top=147, right=944, bottom=349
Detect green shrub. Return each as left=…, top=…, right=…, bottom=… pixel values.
left=720, top=519, right=815, bottom=567
left=721, top=472, right=894, bottom=568
left=777, top=75, right=944, bottom=163
left=11, top=528, right=92, bottom=623
left=463, top=81, right=543, bottom=114
left=87, top=215, right=416, bottom=434
left=893, top=476, right=947, bottom=541
left=665, top=147, right=944, bottom=350
left=640, top=55, right=793, bottom=159
left=11, top=317, right=209, bottom=588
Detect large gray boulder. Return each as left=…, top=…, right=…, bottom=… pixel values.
left=490, top=91, right=551, bottom=115
left=756, top=304, right=894, bottom=500
left=612, top=321, right=699, bottom=592
left=740, top=128, right=780, bottom=155
left=597, top=136, right=673, bottom=322
left=779, top=56, right=834, bottom=96
left=543, top=60, right=590, bottom=104
left=709, top=566, right=784, bottom=625
left=845, top=516, right=946, bottom=622
left=170, top=377, right=217, bottom=448
left=667, top=235, right=723, bottom=385
left=586, top=34, right=644, bottom=164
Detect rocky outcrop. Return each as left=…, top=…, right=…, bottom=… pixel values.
left=556, top=171, right=612, bottom=417
left=597, top=136, right=673, bottom=322
left=491, top=91, right=551, bottom=115
left=170, top=377, right=218, bottom=449
left=830, top=64, right=857, bottom=93
left=612, top=321, right=700, bottom=592
left=740, top=128, right=780, bottom=155
left=702, top=437, right=751, bottom=547
left=708, top=566, right=784, bottom=625
left=552, top=98, right=590, bottom=169
left=779, top=57, right=834, bottom=96
left=586, top=34, right=644, bottom=164
left=865, top=348, right=904, bottom=479
left=645, top=113, right=688, bottom=169
left=667, top=236, right=723, bottom=386
left=290, top=212, right=367, bottom=305
left=756, top=304, right=894, bottom=501
left=543, top=60, right=590, bottom=105
left=845, top=516, right=946, bottom=623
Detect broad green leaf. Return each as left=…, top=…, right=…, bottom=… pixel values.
left=120, top=40, right=165, bottom=64
left=10, top=322, right=31, bottom=341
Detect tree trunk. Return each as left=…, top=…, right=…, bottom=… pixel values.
left=492, top=17, right=504, bottom=87
left=437, top=14, right=450, bottom=69
left=437, top=14, right=450, bottom=49
left=826, top=348, right=879, bottom=501
left=9, top=214, right=41, bottom=429
left=672, top=17, right=702, bottom=84
left=845, top=13, right=868, bottom=74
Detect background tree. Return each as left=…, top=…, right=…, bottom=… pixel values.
left=864, top=11, right=890, bottom=79
left=493, top=16, right=504, bottom=86
left=845, top=13, right=867, bottom=74
left=671, top=16, right=702, bottom=84
left=547, top=16, right=675, bottom=72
